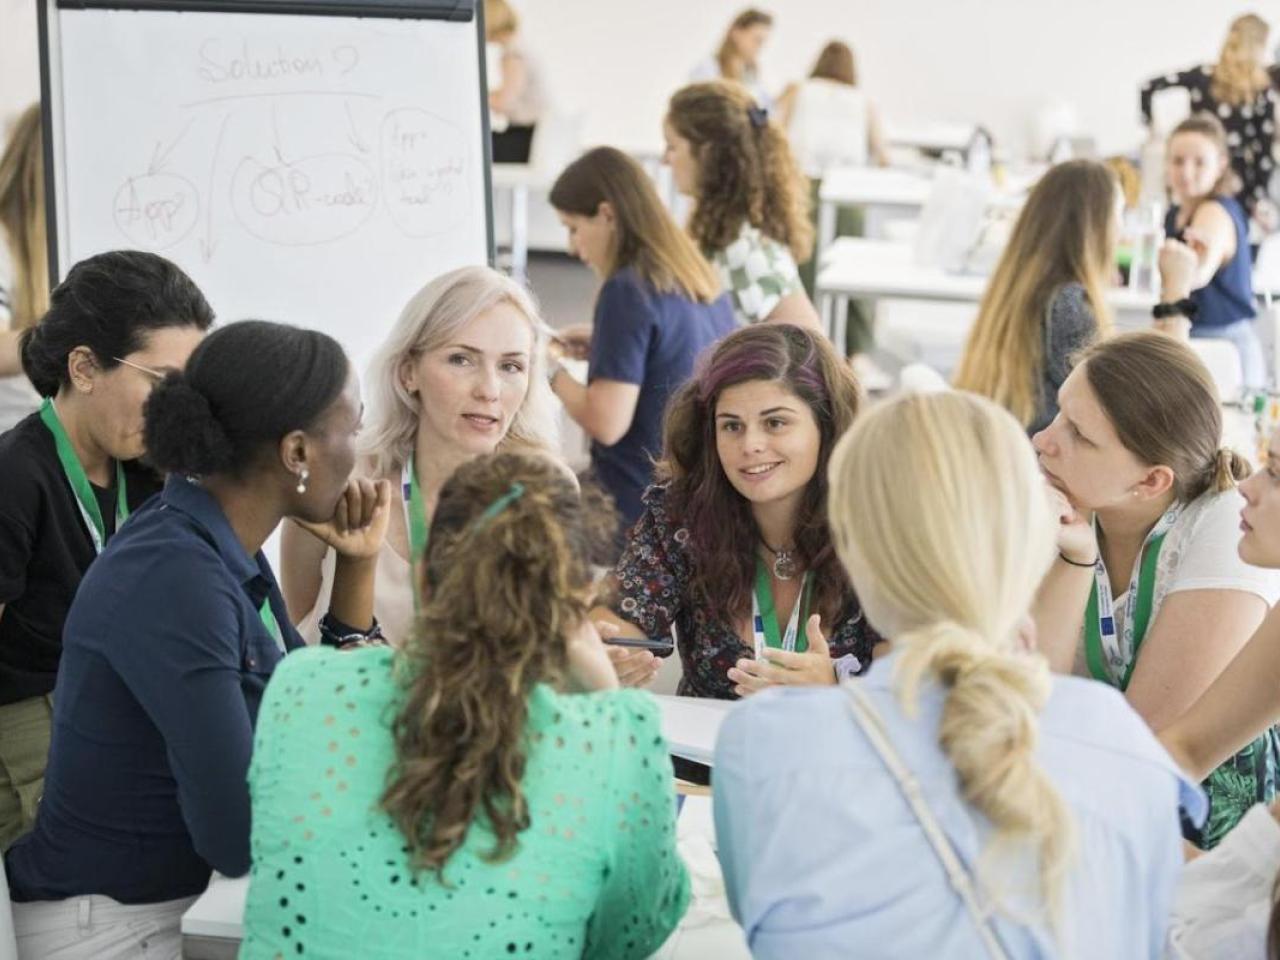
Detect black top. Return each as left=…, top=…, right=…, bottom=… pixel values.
left=0, top=410, right=162, bottom=705
left=1140, top=65, right=1278, bottom=218
left=5, top=476, right=303, bottom=903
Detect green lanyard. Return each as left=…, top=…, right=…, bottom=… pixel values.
left=39, top=398, right=128, bottom=555
left=751, top=559, right=811, bottom=658
left=259, top=597, right=284, bottom=652
left=1083, top=530, right=1168, bottom=691
left=401, top=457, right=429, bottom=610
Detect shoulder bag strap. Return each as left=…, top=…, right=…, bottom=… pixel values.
left=841, top=680, right=1011, bottom=960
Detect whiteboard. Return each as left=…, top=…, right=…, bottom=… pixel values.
left=41, top=1, right=492, bottom=374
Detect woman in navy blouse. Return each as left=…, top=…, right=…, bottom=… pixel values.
left=6, top=321, right=390, bottom=959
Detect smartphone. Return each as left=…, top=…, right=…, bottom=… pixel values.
left=604, top=635, right=675, bottom=653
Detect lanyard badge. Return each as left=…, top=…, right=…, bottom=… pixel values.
left=1084, top=505, right=1180, bottom=689
left=751, top=559, right=811, bottom=660
left=39, top=398, right=128, bottom=555
left=401, top=457, right=430, bottom=609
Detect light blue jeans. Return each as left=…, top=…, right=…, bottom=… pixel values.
left=1192, top=317, right=1266, bottom=390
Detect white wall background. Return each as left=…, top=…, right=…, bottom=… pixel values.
left=518, top=0, right=1280, bottom=160
left=3, top=1, right=1280, bottom=163
left=0, top=0, right=41, bottom=129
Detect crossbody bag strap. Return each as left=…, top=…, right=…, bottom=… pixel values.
left=841, top=680, right=1011, bottom=960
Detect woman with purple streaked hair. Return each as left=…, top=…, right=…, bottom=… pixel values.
left=593, top=324, right=879, bottom=721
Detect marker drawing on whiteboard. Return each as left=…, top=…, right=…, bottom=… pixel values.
left=270, top=102, right=290, bottom=165
left=198, top=114, right=230, bottom=263
left=331, top=44, right=360, bottom=76
left=380, top=107, right=471, bottom=239
left=231, top=151, right=378, bottom=247
left=344, top=101, right=371, bottom=154
left=113, top=172, right=200, bottom=251
left=148, top=118, right=195, bottom=176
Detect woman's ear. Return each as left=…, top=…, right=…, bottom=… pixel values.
left=398, top=353, right=419, bottom=397
left=1134, top=464, right=1177, bottom=502
left=66, top=346, right=98, bottom=394
left=279, top=430, right=309, bottom=478
left=596, top=200, right=616, bottom=226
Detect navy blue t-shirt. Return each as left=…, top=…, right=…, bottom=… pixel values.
left=5, top=476, right=302, bottom=904
left=588, top=269, right=735, bottom=528
left=1165, top=195, right=1255, bottom=330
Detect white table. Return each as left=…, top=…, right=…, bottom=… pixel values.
left=181, top=795, right=748, bottom=960
left=816, top=167, right=934, bottom=255
left=490, top=163, right=541, bottom=284
left=815, top=237, right=1157, bottom=353
left=885, top=120, right=977, bottom=156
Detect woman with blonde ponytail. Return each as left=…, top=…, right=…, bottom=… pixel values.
left=714, top=391, right=1196, bottom=958
left=243, top=452, right=689, bottom=960
left=1033, top=331, right=1280, bottom=849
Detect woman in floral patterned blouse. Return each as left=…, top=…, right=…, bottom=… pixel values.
left=595, top=324, right=878, bottom=702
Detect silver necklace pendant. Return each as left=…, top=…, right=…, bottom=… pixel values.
left=772, top=550, right=798, bottom=581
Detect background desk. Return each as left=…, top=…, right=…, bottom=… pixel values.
left=815, top=237, right=1157, bottom=353
left=816, top=167, right=933, bottom=252
left=181, top=795, right=748, bottom=960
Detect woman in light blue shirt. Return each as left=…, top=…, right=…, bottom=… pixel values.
left=713, top=391, right=1202, bottom=959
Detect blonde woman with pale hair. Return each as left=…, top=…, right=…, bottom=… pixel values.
left=281, top=265, right=558, bottom=646
left=1140, top=12, right=1278, bottom=228
left=953, top=159, right=1119, bottom=434
left=0, top=104, right=48, bottom=429
left=714, top=391, right=1197, bottom=958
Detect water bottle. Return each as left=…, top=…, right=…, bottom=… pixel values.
left=966, top=128, right=992, bottom=179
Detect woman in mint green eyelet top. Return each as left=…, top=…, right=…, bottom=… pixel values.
left=241, top=645, right=688, bottom=960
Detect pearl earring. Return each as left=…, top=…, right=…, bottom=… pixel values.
left=296, top=468, right=309, bottom=494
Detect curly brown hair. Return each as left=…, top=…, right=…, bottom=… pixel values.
left=380, top=452, right=613, bottom=879
left=667, top=81, right=813, bottom=263
left=658, top=323, right=859, bottom=628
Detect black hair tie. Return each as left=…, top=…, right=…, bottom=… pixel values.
left=747, top=104, right=769, bottom=129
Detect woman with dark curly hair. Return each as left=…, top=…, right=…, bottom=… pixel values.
left=663, top=81, right=821, bottom=329
left=241, top=452, right=688, bottom=960
left=597, top=323, right=878, bottom=702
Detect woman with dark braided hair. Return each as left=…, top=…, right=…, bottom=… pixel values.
left=242, top=452, right=689, bottom=960
left=663, top=80, right=821, bottom=329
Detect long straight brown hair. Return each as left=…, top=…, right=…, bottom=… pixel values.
left=549, top=146, right=721, bottom=303
left=953, top=159, right=1117, bottom=427
left=716, top=8, right=772, bottom=80
left=810, top=40, right=856, bottom=86
left=0, top=105, right=49, bottom=331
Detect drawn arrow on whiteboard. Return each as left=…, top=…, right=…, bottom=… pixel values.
left=344, top=101, right=371, bottom=154
left=147, top=118, right=195, bottom=175
left=197, top=114, right=229, bottom=263
left=271, top=102, right=290, bottom=165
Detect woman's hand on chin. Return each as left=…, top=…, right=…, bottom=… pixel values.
left=1045, top=482, right=1096, bottom=565
left=728, top=614, right=837, bottom=697
left=295, top=477, right=392, bottom=561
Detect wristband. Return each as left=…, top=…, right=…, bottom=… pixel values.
left=1057, top=551, right=1097, bottom=569
left=318, top=612, right=386, bottom=649
left=1152, top=298, right=1198, bottom=321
